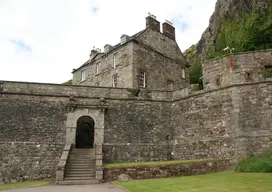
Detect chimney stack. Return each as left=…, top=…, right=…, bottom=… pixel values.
left=162, top=20, right=175, bottom=41
left=89, top=48, right=98, bottom=61
left=146, top=13, right=160, bottom=32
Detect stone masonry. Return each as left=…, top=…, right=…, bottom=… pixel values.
left=0, top=17, right=272, bottom=184
left=203, top=50, right=272, bottom=90
left=72, top=15, right=189, bottom=91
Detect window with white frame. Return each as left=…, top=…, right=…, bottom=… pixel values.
left=181, top=68, right=186, bottom=79
left=96, top=62, right=100, bottom=74
left=113, top=73, right=118, bottom=87
left=81, top=69, right=86, bottom=82
left=113, top=53, right=117, bottom=69
left=139, top=70, right=146, bottom=88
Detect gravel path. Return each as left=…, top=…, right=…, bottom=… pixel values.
left=1, top=183, right=126, bottom=192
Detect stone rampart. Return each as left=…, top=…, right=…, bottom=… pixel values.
left=0, top=79, right=271, bottom=183
left=203, top=50, right=272, bottom=90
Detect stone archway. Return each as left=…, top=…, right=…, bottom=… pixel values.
left=75, top=116, right=95, bottom=149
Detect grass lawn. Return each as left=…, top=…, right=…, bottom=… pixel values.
left=105, top=159, right=212, bottom=168
left=115, top=172, right=272, bottom=192
left=0, top=180, right=52, bottom=190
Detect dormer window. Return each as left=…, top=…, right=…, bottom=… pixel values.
left=81, top=69, right=86, bottom=82
left=120, top=34, right=130, bottom=45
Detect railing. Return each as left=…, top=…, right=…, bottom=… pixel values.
left=55, top=144, right=72, bottom=184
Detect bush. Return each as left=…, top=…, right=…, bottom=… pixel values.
left=62, top=79, right=72, bottom=85
left=235, top=151, right=272, bottom=173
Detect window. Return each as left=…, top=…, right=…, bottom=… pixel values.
left=215, top=75, right=221, bottom=86
left=139, top=70, right=146, bottom=88
left=167, top=79, right=174, bottom=90
left=113, top=53, right=117, bottom=69
left=96, top=62, right=100, bottom=74
left=244, top=71, right=253, bottom=81
left=81, top=69, right=86, bottom=82
left=181, top=68, right=186, bottom=79
left=264, top=66, right=272, bottom=78
left=113, top=73, right=118, bottom=87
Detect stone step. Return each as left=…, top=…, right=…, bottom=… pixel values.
left=69, top=156, right=95, bottom=158
left=65, top=167, right=96, bottom=171
left=64, top=171, right=95, bottom=177
left=69, top=154, right=95, bottom=156
left=71, top=150, right=95, bottom=153
left=64, top=176, right=96, bottom=180
left=71, top=149, right=95, bottom=151
left=65, top=165, right=96, bottom=170
left=58, top=179, right=99, bottom=185
left=66, top=163, right=95, bottom=166
left=70, top=151, right=95, bottom=153
left=69, top=154, right=95, bottom=157
left=66, top=169, right=95, bottom=172
left=68, top=162, right=95, bottom=164
left=68, top=159, right=96, bottom=161
left=65, top=173, right=95, bottom=177
left=68, top=160, right=95, bottom=165
left=67, top=161, right=96, bottom=164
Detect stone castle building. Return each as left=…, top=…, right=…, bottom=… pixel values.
left=0, top=15, right=271, bottom=184
left=72, top=15, right=189, bottom=90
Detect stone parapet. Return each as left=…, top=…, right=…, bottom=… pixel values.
left=55, top=144, right=72, bottom=183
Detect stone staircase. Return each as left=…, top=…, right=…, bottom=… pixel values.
left=58, top=148, right=99, bottom=185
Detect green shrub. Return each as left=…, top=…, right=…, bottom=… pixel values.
left=235, top=151, right=272, bottom=173
left=62, top=79, right=72, bottom=84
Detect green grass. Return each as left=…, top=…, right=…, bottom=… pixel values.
left=0, top=179, right=52, bottom=190
left=235, top=152, right=272, bottom=173
left=115, top=172, right=272, bottom=192
left=105, top=159, right=212, bottom=168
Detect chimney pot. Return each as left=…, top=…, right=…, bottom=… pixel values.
left=146, top=14, right=160, bottom=32
left=162, top=21, right=175, bottom=41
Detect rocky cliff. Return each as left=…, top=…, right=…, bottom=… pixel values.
left=185, top=0, right=272, bottom=83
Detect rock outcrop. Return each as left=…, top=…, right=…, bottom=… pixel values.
left=185, top=0, right=272, bottom=83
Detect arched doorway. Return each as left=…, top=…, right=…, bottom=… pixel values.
left=76, top=116, right=95, bottom=149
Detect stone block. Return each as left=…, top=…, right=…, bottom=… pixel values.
left=96, top=159, right=103, bottom=166
left=95, top=171, right=103, bottom=180
left=55, top=170, right=64, bottom=181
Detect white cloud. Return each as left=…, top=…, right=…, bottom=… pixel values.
left=0, top=0, right=216, bottom=83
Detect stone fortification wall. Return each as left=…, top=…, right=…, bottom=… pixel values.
left=203, top=50, right=272, bottom=90
left=0, top=79, right=271, bottom=183
left=171, top=81, right=272, bottom=161
left=0, top=93, right=67, bottom=183
left=103, top=100, right=173, bottom=163
left=0, top=81, right=175, bottom=183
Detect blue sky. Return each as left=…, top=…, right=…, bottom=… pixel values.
left=10, top=39, right=32, bottom=52
left=0, top=0, right=216, bottom=83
